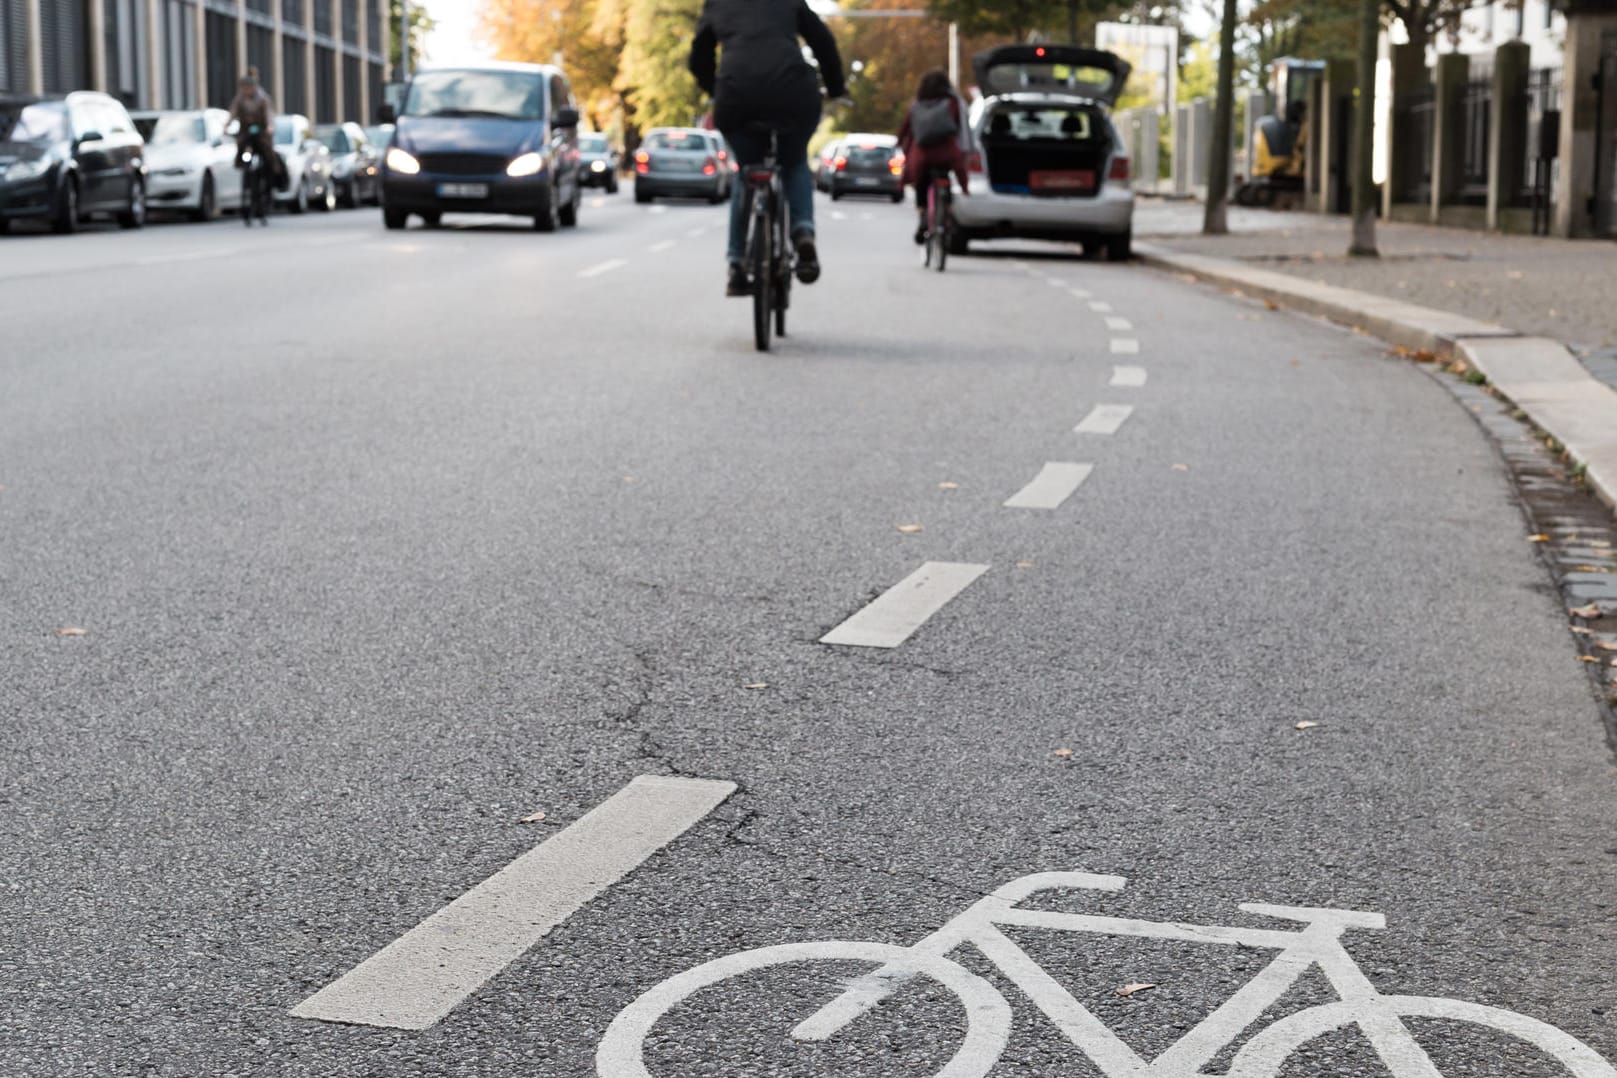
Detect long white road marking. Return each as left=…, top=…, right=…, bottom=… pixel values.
left=1110, top=365, right=1147, bottom=387
left=1046, top=277, right=1067, bottom=287
left=1004, top=463, right=1094, bottom=510
left=1089, top=300, right=1113, bottom=313
left=820, top=561, right=990, bottom=649
left=647, top=239, right=676, bottom=253
left=290, top=775, right=737, bottom=1031
left=1110, top=339, right=1141, bottom=355
left=1104, top=316, right=1133, bottom=331
left=137, top=248, right=220, bottom=265
left=831, top=210, right=848, bottom=220
left=1075, top=404, right=1134, bottom=435
left=1068, top=287, right=1092, bottom=300
left=578, top=258, right=627, bottom=279
left=649, top=205, right=667, bottom=214
left=685, top=227, right=707, bottom=239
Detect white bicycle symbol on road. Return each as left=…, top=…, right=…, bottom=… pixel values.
left=598, top=871, right=1616, bottom=1077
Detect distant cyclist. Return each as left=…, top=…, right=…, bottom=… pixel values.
left=897, top=70, right=977, bottom=246
left=689, top=0, right=847, bottom=297
left=228, top=69, right=278, bottom=189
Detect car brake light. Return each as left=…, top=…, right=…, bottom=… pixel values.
left=634, top=149, right=650, bottom=174
left=889, top=156, right=903, bottom=176
left=1109, top=156, right=1130, bottom=183
left=966, top=152, right=984, bottom=174
left=702, top=156, right=717, bottom=176
left=834, top=156, right=847, bottom=171
left=746, top=168, right=773, bottom=183
left=1035, top=46, right=1046, bottom=57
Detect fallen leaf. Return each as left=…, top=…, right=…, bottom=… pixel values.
left=519, top=811, right=547, bottom=824
left=896, top=524, right=924, bottom=534
left=1572, top=565, right=1611, bottom=573
left=1571, top=626, right=1593, bottom=635
left=1596, top=641, right=1617, bottom=651
left=1264, top=299, right=1279, bottom=311
left=1527, top=534, right=1550, bottom=542
left=1171, top=463, right=1190, bottom=472
left=742, top=682, right=768, bottom=690
left=622, top=475, right=636, bottom=483
left=1507, top=270, right=1524, bottom=280
left=1580, top=656, right=1601, bottom=663
left=1116, top=982, right=1157, bottom=997
left=1288, top=359, right=1300, bottom=366
left=1295, top=721, right=1322, bottom=730
left=1571, top=603, right=1605, bottom=619
left=54, top=627, right=87, bottom=636
left=1015, top=561, right=1035, bottom=569
left=1053, top=748, right=1074, bottom=758
left=938, top=481, right=960, bottom=490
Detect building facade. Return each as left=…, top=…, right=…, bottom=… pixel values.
left=1, top=0, right=387, bottom=125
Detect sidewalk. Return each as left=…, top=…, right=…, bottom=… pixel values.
left=1131, top=200, right=1617, bottom=514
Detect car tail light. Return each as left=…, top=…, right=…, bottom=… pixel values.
left=702, top=156, right=717, bottom=176
left=966, top=152, right=984, bottom=174
left=889, top=155, right=904, bottom=176
left=746, top=168, right=773, bottom=184
left=1109, top=155, right=1130, bottom=183
left=833, top=156, right=847, bottom=171
left=634, top=149, right=650, bottom=174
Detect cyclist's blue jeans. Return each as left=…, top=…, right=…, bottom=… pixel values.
left=720, top=126, right=815, bottom=264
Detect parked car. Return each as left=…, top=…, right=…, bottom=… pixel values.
left=314, top=122, right=380, bottom=206
left=364, top=123, right=395, bottom=154
left=825, top=133, right=903, bottom=202
left=632, top=127, right=731, bottom=204
left=577, top=132, right=619, bottom=193
left=378, top=61, right=584, bottom=231
left=271, top=115, right=336, bottom=213
left=814, top=138, right=842, bottom=191
left=951, top=45, right=1134, bottom=259
left=131, top=108, right=241, bottom=221
left=0, top=91, right=146, bottom=233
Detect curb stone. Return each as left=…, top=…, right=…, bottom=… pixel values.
left=1135, top=241, right=1617, bottom=514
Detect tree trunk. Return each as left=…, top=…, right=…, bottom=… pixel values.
left=1348, top=0, right=1379, bottom=255
left=1202, top=0, right=1238, bottom=235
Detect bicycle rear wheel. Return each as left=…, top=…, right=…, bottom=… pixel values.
left=750, top=211, right=771, bottom=353
left=933, top=186, right=949, bottom=273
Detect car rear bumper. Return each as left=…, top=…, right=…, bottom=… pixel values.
left=635, top=173, right=725, bottom=197
left=951, top=183, right=1134, bottom=238
left=829, top=172, right=902, bottom=196
left=381, top=172, right=552, bottom=215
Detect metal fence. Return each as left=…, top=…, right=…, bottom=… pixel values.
left=1396, top=83, right=1435, bottom=202
left=1458, top=76, right=1491, bottom=205
left=1521, top=66, right=1561, bottom=204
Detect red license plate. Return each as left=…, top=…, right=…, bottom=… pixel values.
left=1030, top=169, right=1096, bottom=192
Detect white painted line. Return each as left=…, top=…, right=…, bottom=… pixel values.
left=685, top=227, right=706, bottom=239
left=647, top=239, right=676, bottom=253
left=1089, top=300, right=1113, bottom=313
left=860, top=211, right=874, bottom=221
left=590, top=197, right=606, bottom=208
left=578, top=258, right=628, bottom=279
left=820, top=561, right=989, bottom=649
left=1074, top=404, right=1134, bottom=435
left=1104, top=316, right=1133, bottom=331
left=289, top=775, right=737, bottom=1031
left=649, top=205, right=667, bottom=214
left=137, top=248, right=219, bottom=265
left=1110, top=365, right=1147, bottom=386
left=831, top=210, right=848, bottom=221
left=1110, top=339, right=1141, bottom=355
left=1003, top=462, right=1094, bottom=510
left=1068, top=287, right=1092, bottom=300
left=1046, top=277, right=1067, bottom=287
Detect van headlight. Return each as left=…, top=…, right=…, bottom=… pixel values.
left=506, top=152, right=545, bottom=178
left=385, top=147, right=421, bottom=175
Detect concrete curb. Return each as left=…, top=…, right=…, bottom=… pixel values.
left=1135, top=241, right=1617, bottom=513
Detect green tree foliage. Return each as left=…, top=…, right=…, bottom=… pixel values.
left=482, top=0, right=625, bottom=129
left=832, top=0, right=954, bottom=135
left=1246, top=0, right=1359, bottom=72
left=604, top=0, right=705, bottom=130
left=389, top=0, right=437, bottom=72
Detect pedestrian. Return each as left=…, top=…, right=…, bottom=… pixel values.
left=897, top=70, right=977, bottom=246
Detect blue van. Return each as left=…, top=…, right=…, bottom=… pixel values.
left=378, top=62, right=583, bottom=231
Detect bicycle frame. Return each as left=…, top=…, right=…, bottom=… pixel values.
left=740, top=127, right=792, bottom=350
left=797, top=871, right=1442, bottom=1077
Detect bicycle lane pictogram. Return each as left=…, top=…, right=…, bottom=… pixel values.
left=597, top=871, right=1617, bottom=1078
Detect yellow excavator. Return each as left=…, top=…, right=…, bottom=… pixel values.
left=1235, top=58, right=1325, bottom=207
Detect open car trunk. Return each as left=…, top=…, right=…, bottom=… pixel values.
left=981, top=102, right=1114, bottom=198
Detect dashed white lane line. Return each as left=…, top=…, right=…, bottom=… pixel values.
left=821, top=561, right=990, bottom=649
left=1110, top=364, right=1147, bottom=386
left=1068, top=287, right=1092, bottom=300
left=831, top=210, right=848, bottom=221
left=650, top=205, right=668, bottom=214
left=1046, top=277, right=1067, bottom=287
left=290, top=775, right=737, bottom=1031
left=860, top=211, right=874, bottom=221
left=136, top=248, right=219, bottom=265
left=648, top=239, right=676, bottom=253
left=1003, top=462, right=1094, bottom=510
left=590, top=197, right=606, bottom=208
left=578, top=258, right=628, bottom=278
left=1104, top=316, right=1133, bottom=331
left=1088, top=300, right=1113, bottom=313
left=685, top=227, right=707, bottom=239
left=1110, top=339, right=1141, bottom=355
left=1075, top=403, right=1135, bottom=435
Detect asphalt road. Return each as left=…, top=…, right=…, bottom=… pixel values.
left=3, top=190, right=1615, bottom=1078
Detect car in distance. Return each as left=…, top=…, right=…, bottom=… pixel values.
left=632, top=127, right=730, bottom=204
left=270, top=114, right=336, bottom=213
left=577, top=132, right=619, bottom=193
left=131, top=108, right=241, bottom=220
left=314, top=122, right=380, bottom=206
left=814, top=138, right=841, bottom=191
left=825, top=133, right=903, bottom=202
left=378, top=61, right=584, bottom=231
left=364, top=123, right=394, bottom=153
left=0, top=91, right=146, bottom=233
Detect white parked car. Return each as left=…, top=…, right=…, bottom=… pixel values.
left=271, top=114, right=336, bottom=213
left=952, top=45, right=1135, bottom=260
left=130, top=108, right=242, bottom=221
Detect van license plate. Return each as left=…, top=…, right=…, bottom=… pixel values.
left=437, top=182, right=489, bottom=198
left=854, top=177, right=879, bottom=186
left=1030, top=170, right=1095, bottom=192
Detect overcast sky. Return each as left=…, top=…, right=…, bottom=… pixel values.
left=424, top=0, right=495, bottom=66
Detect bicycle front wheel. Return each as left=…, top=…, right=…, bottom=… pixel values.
left=596, top=940, right=1011, bottom=1078
left=750, top=214, right=772, bottom=353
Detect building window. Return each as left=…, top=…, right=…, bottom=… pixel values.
left=282, top=34, right=307, bottom=114
left=162, top=0, right=197, bottom=108
left=314, top=43, right=335, bottom=121
left=40, top=0, right=89, bottom=93
left=204, top=8, right=237, bottom=107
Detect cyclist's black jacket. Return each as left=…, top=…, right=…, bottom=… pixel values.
left=689, top=0, right=847, bottom=134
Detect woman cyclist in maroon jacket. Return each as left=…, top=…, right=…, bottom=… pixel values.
left=897, top=70, right=978, bottom=245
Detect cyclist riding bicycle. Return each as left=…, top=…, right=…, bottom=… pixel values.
left=897, top=70, right=977, bottom=246
left=228, top=69, right=277, bottom=183
left=689, top=0, right=847, bottom=297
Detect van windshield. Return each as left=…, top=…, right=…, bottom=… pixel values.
left=404, top=70, right=544, bottom=120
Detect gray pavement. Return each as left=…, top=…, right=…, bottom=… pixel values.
left=3, top=193, right=1616, bottom=1077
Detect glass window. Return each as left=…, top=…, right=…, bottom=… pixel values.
left=644, top=130, right=708, bottom=151
left=99, top=100, right=134, bottom=135
left=987, top=107, right=1095, bottom=142
left=316, top=127, right=350, bottom=152
left=578, top=135, right=608, bottom=152
left=0, top=102, right=68, bottom=143
left=550, top=75, right=570, bottom=117
left=403, top=69, right=544, bottom=120
left=136, top=113, right=206, bottom=144
left=274, top=123, right=298, bottom=145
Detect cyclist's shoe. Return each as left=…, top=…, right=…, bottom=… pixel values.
left=726, top=262, right=751, bottom=297
left=913, top=221, right=927, bottom=245
left=794, top=234, right=821, bottom=284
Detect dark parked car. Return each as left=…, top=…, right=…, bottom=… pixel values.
left=0, top=91, right=146, bottom=233
left=632, top=128, right=731, bottom=204
left=315, top=122, right=381, bottom=206
left=826, top=133, right=904, bottom=202
left=379, top=61, right=584, bottom=231
left=577, top=132, right=619, bottom=193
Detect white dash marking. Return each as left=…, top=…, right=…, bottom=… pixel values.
left=1110, top=364, right=1147, bottom=386
left=1046, top=277, right=1067, bottom=288
left=137, top=248, right=219, bottom=265
left=1089, top=300, right=1113, bottom=313
left=860, top=212, right=874, bottom=221
left=1075, top=404, right=1135, bottom=435
left=820, top=562, right=989, bottom=649
left=831, top=210, right=848, bottom=221
left=648, top=239, right=676, bottom=253
left=590, top=198, right=606, bottom=208
left=1068, top=287, right=1092, bottom=300
left=578, top=258, right=628, bottom=279
left=685, top=227, right=707, bottom=239
left=1003, top=462, right=1094, bottom=510
left=290, top=775, right=736, bottom=1030
left=1104, top=316, right=1133, bottom=331
left=1110, top=339, right=1141, bottom=355
left=650, top=205, right=667, bottom=214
